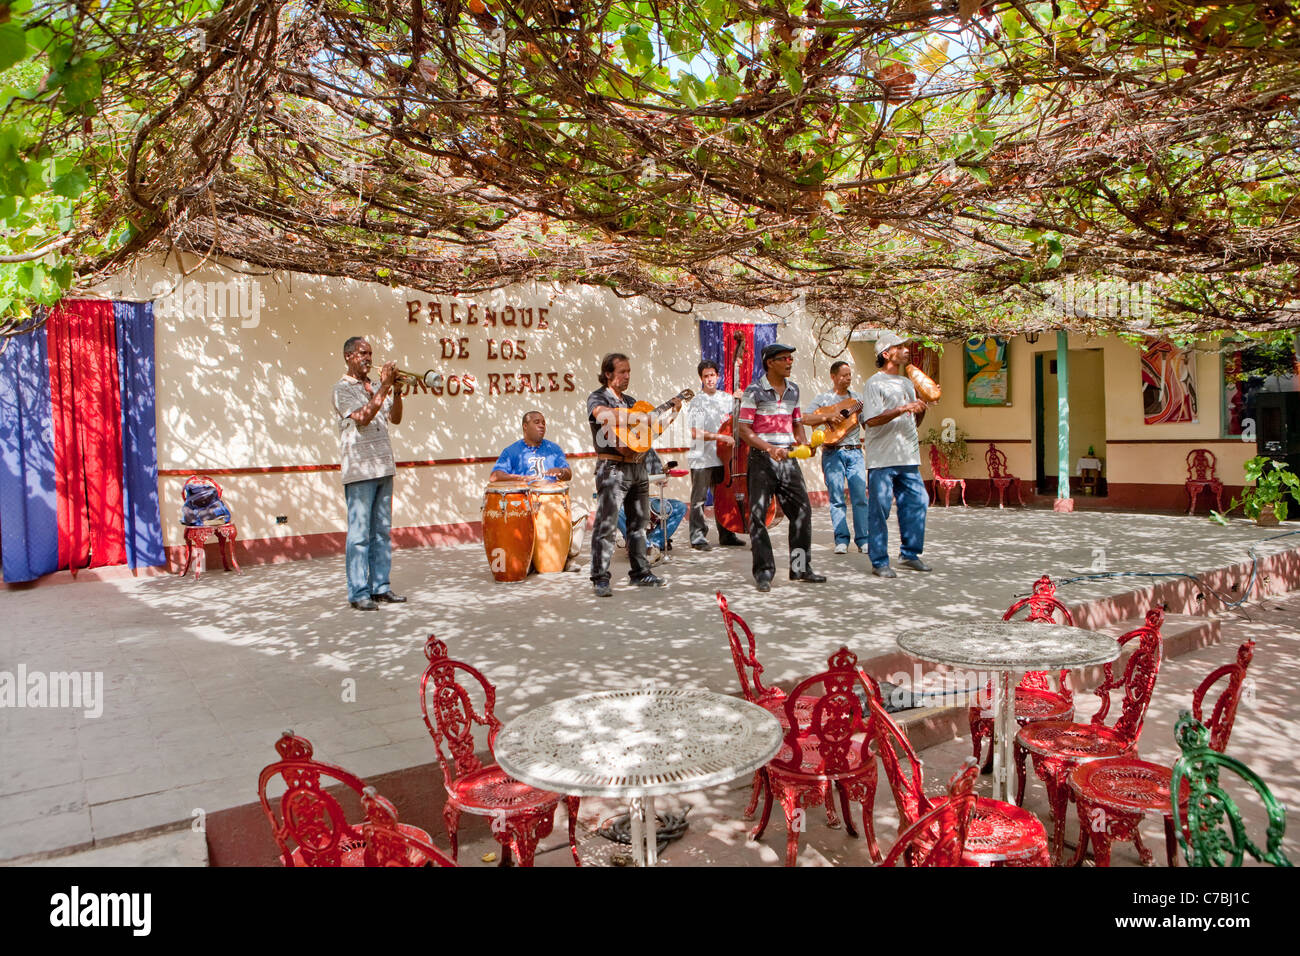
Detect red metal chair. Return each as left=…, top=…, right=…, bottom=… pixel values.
left=870, top=688, right=1050, bottom=866
left=1068, top=640, right=1255, bottom=866
left=983, top=443, right=1025, bottom=508
left=1017, top=608, right=1165, bottom=863
left=419, top=636, right=581, bottom=867
left=1185, top=449, right=1225, bottom=515
left=716, top=592, right=841, bottom=827
left=880, top=760, right=981, bottom=867
left=928, top=445, right=967, bottom=506
left=178, top=474, right=240, bottom=579
left=257, top=730, right=454, bottom=867
left=751, top=647, right=881, bottom=866
left=968, top=575, right=1077, bottom=795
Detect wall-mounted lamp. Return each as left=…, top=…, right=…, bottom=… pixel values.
left=1024, top=331, right=1040, bottom=344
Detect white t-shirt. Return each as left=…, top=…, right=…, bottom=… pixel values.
left=862, top=372, right=920, bottom=469
left=685, top=390, right=735, bottom=469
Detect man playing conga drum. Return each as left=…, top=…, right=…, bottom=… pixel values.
left=490, top=410, right=587, bottom=571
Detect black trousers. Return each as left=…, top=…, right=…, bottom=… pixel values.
left=747, top=450, right=813, bottom=580
left=688, top=465, right=738, bottom=545
left=590, top=459, right=652, bottom=586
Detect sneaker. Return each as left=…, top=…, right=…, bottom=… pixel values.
left=856, top=545, right=867, bottom=554
left=631, top=573, right=667, bottom=587
left=563, top=559, right=584, bottom=573
left=833, top=543, right=848, bottom=555
left=594, top=582, right=613, bottom=597
left=899, top=557, right=933, bottom=572
left=872, top=566, right=897, bottom=578
left=755, top=574, right=773, bottom=592
left=691, top=542, right=713, bottom=552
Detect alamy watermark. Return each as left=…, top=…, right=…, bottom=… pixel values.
left=1041, top=276, right=1154, bottom=322
left=0, top=665, right=103, bottom=718
left=150, top=276, right=264, bottom=329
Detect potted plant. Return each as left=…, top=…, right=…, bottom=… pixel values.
left=1210, top=455, right=1300, bottom=527
left=921, top=424, right=972, bottom=467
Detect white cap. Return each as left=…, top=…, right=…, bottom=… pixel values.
left=874, top=331, right=908, bottom=356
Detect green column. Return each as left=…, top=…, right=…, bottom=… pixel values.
left=1057, top=331, right=1070, bottom=499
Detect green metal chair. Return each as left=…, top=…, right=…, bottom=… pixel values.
left=1170, top=712, right=1292, bottom=867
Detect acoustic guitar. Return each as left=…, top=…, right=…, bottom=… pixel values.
left=609, top=389, right=695, bottom=455
left=811, top=396, right=864, bottom=446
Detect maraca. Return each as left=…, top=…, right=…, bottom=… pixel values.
left=789, top=444, right=813, bottom=460
left=809, top=428, right=827, bottom=449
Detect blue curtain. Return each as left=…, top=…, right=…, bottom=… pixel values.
left=0, top=325, right=59, bottom=582
left=114, top=301, right=165, bottom=569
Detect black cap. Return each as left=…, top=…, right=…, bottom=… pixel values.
left=761, top=343, right=797, bottom=366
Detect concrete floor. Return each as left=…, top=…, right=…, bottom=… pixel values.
left=2, top=505, right=1298, bottom=864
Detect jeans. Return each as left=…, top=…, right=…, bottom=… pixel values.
left=590, top=459, right=652, bottom=586
left=344, top=475, right=393, bottom=602
left=821, top=447, right=870, bottom=548
left=618, top=497, right=687, bottom=551
left=747, top=450, right=813, bottom=580
left=867, top=465, right=927, bottom=568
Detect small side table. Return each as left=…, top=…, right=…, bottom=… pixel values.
left=1076, top=457, right=1103, bottom=495
left=180, top=524, right=241, bottom=579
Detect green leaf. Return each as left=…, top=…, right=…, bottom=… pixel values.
left=0, top=22, right=26, bottom=73
left=60, top=58, right=101, bottom=108
left=715, top=74, right=740, bottom=102
left=782, top=67, right=803, bottom=95
left=51, top=165, right=89, bottom=198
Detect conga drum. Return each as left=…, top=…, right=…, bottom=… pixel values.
left=528, top=478, right=572, bottom=574
left=482, top=482, right=533, bottom=582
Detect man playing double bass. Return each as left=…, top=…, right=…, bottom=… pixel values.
left=736, top=343, right=826, bottom=593
left=587, top=353, right=684, bottom=598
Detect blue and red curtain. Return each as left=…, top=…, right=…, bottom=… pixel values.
left=0, top=300, right=164, bottom=582
left=698, top=320, right=778, bottom=392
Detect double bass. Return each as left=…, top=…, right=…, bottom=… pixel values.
left=713, top=331, right=780, bottom=534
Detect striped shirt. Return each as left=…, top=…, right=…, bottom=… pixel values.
left=333, top=375, right=396, bottom=485
left=738, top=374, right=802, bottom=448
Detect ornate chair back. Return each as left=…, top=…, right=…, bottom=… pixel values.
left=359, top=788, right=456, bottom=867
left=985, top=444, right=1011, bottom=480
left=1186, top=449, right=1218, bottom=483
left=929, top=444, right=954, bottom=480
left=1171, top=713, right=1292, bottom=867
left=865, top=689, right=931, bottom=826
left=717, top=592, right=782, bottom=707
left=1003, top=575, right=1076, bottom=700
left=257, top=731, right=368, bottom=867
left=1193, top=641, right=1255, bottom=753
left=772, top=647, right=872, bottom=778
left=1086, top=608, right=1164, bottom=745
left=419, top=636, right=504, bottom=791
left=881, top=760, right=980, bottom=867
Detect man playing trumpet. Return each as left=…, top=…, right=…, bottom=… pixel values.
left=863, top=332, right=933, bottom=578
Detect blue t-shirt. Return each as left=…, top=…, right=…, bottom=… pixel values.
left=492, top=439, right=570, bottom=479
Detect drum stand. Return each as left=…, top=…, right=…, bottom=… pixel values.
left=648, top=475, right=671, bottom=566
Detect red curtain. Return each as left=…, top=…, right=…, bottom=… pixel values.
left=46, top=300, right=127, bottom=571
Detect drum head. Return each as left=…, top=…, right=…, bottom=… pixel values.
left=527, top=478, right=570, bottom=494
left=485, top=481, right=531, bottom=494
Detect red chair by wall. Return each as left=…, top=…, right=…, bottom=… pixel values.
left=1017, top=608, right=1165, bottom=863
left=419, top=636, right=581, bottom=867
left=1068, top=640, right=1255, bottom=866
left=257, top=730, right=454, bottom=867
left=871, top=690, right=1050, bottom=866
left=984, top=443, right=1025, bottom=508
left=717, top=592, right=842, bottom=828
left=969, top=575, right=1077, bottom=797
left=928, top=445, right=967, bottom=507
left=1184, top=449, right=1225, bottom=515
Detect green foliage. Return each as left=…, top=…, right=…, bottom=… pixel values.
left=1210, top=456, right=1300, bottom=524
left=921, top=424, right=972, bottom=467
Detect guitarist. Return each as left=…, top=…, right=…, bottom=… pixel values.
left=586, top=353, right=684, bottom=597
left=737, top=343, right=827, bottom=592
left=804, top=361, right=869, bottom=555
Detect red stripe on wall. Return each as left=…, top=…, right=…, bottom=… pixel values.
left=156, top=449, right=690, bottom=477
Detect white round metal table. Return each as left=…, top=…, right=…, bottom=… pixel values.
left=896, top=622, right=1118, bottom=802
left=495, top=688, right=783, bottom=865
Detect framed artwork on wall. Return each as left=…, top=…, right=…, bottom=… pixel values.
left=963, top=335, right=1010, bottom=406
left=1140, top=339, right=1198, bottom=425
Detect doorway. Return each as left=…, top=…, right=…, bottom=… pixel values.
left=1035, top=350, right=1108, bottom=496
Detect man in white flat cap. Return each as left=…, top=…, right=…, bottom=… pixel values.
left=862, top=332, right=932, bottom=578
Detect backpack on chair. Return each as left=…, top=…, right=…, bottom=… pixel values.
left=181, top=477, right=233, bottom=527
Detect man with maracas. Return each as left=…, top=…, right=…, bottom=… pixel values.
left=736, top=343, right=827, bottom=593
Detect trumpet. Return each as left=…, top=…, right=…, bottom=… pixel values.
left=394, top=368, right=440, bottom=389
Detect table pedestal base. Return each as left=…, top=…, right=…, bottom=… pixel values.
left=629, top=796, right=658, bottom=866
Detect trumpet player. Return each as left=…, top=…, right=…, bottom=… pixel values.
left=333, top=336, right=407, bottom=610
left=863, top=332, right=932, bottom=578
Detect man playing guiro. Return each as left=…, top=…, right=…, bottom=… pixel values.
left=863, top=332, right=932, bottom=578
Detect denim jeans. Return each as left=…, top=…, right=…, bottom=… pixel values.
left=747, top=450, right=813, bottom=580
left=821, top=446, right=870, bottom=548
left=867, top=465, right=927, bottom=568
left=344, top=475, right=393, bottom=602
left=590, top=459, right=652, bottom=586
left=619, top=497, right=687, bottom=551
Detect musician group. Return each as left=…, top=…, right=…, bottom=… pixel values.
left=333, top=331, right=936, bottom=608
